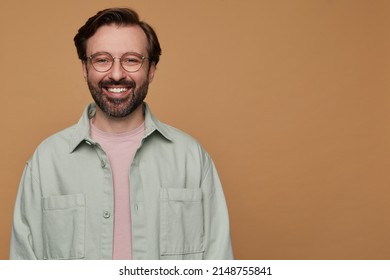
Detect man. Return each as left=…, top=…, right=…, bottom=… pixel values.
left=10, top=7, right=233, bottom=260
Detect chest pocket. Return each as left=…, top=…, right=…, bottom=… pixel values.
left=42, top=194, right=85, bottom=259
left=160, top=188, right=204, bottom=259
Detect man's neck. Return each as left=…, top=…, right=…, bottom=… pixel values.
left=92, top=105, right=145, bottom=133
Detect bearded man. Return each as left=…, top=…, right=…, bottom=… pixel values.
left=10, top=7, right=233, bottom=260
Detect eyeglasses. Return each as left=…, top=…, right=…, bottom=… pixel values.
left=87, top=52, right=148, bottom=73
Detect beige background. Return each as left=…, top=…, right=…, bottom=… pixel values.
left=1, top=0, right=390, bottom=259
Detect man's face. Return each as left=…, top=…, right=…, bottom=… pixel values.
left=83, top=24, right=155, bottom=118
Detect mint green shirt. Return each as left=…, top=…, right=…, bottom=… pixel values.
left=10, top=103, right=233, bottom=260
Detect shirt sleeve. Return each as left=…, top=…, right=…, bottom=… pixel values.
left=10, top=162, right=42, bottom=260
left=201, top=156, right=234, bottom=259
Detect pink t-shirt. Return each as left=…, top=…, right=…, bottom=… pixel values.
left=90, top=121, right=144, bottom=260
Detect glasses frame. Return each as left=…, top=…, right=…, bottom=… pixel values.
left=87, top=52, right=149, bottom=73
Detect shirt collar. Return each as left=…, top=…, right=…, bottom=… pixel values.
left=69, top=102, right=172, bottom=153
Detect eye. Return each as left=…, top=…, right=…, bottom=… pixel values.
left=122, top=54, right=143, bottom=65
left=94, top=58, right=109, bottom=65
left=95, top=58, right=108, bottom=64
left=91, top=55, right=112, bottom=65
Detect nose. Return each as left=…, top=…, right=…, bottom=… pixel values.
left=108, top=58, right=126, bottom=81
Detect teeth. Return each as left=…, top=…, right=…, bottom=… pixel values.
left=107, top=88, right=127, bottom=93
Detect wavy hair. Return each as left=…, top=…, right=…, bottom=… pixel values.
left=74, top=8, right=161, bottom=66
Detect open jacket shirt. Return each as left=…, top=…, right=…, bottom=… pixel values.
left=10, top=103, right=233, bottom=260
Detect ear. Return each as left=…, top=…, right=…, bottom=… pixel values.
left=82, top=61, right=88, bottom=82
left=148, top=63, right=156, bottom=83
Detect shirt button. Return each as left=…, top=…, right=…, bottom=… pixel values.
left=103, top=211, right=111, bottom=219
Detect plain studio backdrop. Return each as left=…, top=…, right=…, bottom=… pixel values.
left=1, top=0, right=390, bottom=259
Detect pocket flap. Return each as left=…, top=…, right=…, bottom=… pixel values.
left=43, top=194, right=85, bottom=210
left=160, top=188, right=202, bottom=202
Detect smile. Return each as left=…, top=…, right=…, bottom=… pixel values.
left=106, top=87, right=128, bottom=93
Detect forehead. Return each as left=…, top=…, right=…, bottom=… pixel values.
left=86, top=24, right=148, bottom=56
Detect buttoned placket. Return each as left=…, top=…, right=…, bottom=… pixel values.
left=128, top=137, right=147, bottom=260
left=86, top=139, right=115, bottom=259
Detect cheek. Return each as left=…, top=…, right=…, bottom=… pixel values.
left=133, top=68, right=152, bottom=83
left=87, top=72, right=107, bottom=85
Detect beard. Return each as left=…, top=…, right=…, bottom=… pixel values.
left=87, top=77, right=149, bottom=118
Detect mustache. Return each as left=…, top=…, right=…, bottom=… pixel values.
left=99, top=79, right=136, bottom=88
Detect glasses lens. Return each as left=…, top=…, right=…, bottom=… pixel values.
left=90, top=53, right=113, bottom=72
left=121, top=53, right=144, bottom=72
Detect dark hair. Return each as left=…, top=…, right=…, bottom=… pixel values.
left=73, top=7, right=161, bottom=65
